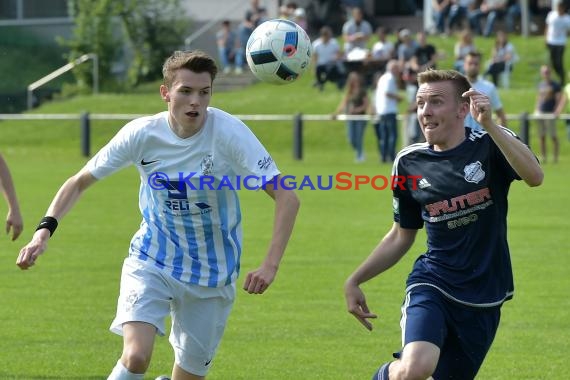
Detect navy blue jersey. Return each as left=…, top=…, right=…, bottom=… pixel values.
left=392, top=127, right=522, bottom=307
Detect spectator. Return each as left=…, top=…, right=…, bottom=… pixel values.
left=374, top=60, right=403, bottom=163
left=469, top=0, right=508, bottom=37
left=368, top=26, right=395, bottom=80
left=341, top=0, right=365, bottom=18
left=410, top=32, right=438, bottom=73
left=432, top=0, right=452, bottom=34
left=369, top=72, right=383, bottom=160
left=370, top=26, right=395, bottom=62
left=216, top=20, right=241, bottom=75
left=342, top=7, right=373, bottom=59
left=312, top=26, right=346, bottom=91
left=545, top=1, right=570, bottom=85
left=397, top=29, right=418, bottom=67
left=463, top=51, right=508, bottom=130
left=333, top=71, right=370, bottom=162
left=505, top=0, right=522, bottom=33
left=285, top=1, right=298, bottom=17
left=244, top=0, right=267, bottom=28
left=535, top=64, right=561, bottom=163
left=453, top=29, right=477, bottom=72
left=530, top=0, right=551, bottom=18
left=406, top=32, right=436, bottom=143
left=397, top=29, right=421, bottom=145
left=554, top=70, right=570, bottom=141
left=278, top=4, right=292, bottom=19
left=237, top=0, right=268, bottom=74
left=293, top=7, right=308, bottom=31
left=484, top=30, right=518, bottom=87
left=448, top=0, right=475, bottom=33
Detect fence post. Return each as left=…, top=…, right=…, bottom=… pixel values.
left=80, top=112, right=91, bottom=157
left=293, top=113, right=303, bottom=160
left=519, top=112, right=529, bottom=147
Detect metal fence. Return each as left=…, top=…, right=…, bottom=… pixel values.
left=0, top=112, right=560, bottom=159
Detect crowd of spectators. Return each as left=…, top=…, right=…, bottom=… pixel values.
left=216, top=0, right=568, bottom=164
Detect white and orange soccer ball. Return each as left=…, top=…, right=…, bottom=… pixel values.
left=245, top=19, right=312, bottom=85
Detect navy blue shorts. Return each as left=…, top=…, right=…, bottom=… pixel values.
left=400, top=285, right=501, bottom=379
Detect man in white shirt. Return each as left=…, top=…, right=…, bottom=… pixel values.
left=370, top=26, right=394, bottom=62
left=545, top=1, right=570, bottom=85
left=375, top=60, right=403, bottom=162
left=463, top=51, right=507, bottom=130
left=312, top=26, right=346, bottom=91
left=16, top=50, right=300, bottom=380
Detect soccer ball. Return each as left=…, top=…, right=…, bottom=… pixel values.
left=245, top=19, right=312, bottom=85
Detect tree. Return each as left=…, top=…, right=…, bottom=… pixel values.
left=118, top=0, right=188, bottom=85
left=62, top=0, right=188, bottom=92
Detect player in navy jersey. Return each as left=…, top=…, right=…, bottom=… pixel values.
left=16, top=50, right=300, bottom=380
left=344, top=69, right=543, bottom=380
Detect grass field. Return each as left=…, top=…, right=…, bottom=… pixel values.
left=0, top=35, right=569, bottom=379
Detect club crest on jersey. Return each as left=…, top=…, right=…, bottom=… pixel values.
left=464, top=161, right=485, bottom=183
left=200, top=154, right=214, bottom=175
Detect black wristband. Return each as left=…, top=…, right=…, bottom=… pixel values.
left=36, top=216, right=58, bottom=237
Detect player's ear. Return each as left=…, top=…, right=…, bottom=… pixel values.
left=458, top=100, right=470, bottom=119
left=160, top=85, right=170, bottom=102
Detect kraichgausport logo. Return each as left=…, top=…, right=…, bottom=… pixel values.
left=147, top=172, right=422, bottom=191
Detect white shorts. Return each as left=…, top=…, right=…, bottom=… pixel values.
left=110, top=257, right=235, bottom=376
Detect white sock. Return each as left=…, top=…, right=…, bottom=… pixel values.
left=107, top=360, right=145, bottom=380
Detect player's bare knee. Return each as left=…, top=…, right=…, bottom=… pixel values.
left=397, top=367, right=434, bottom=380
left=396, top=359, right=435, bottom=380
left=121, top=350, right=152, bottom=373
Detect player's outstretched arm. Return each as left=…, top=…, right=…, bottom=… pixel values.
left=463, top=88, right=543, bottom=187
left=243, top=177, right=300, bottom=294
left=0, top=154, right=23, bottom=240
left=16, top=168, right=98, bottom=270
left=344, top=222, right=417, bottom=330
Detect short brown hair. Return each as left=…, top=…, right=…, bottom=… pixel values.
left=465, top=50, right=482, bottom=61
left=162, top=50, right=218, bottom=88
left=417, top=69, right=471, bottom=104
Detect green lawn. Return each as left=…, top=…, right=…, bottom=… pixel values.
left=0, top=35, right=569, bottom=379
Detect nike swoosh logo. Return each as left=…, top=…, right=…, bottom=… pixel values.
left=141, top=159, right=159, bottom=166
left=205, top=359, right=212, bottom=366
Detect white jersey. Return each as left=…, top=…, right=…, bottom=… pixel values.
left=85, top=108, right=280, bottom=288
left=546, top=10, right=570, bottom=46
left=375, top=71, right=399, bottom=115
left=312, top=38, right=340, bottom=66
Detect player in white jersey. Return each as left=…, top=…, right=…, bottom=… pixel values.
left=0, top=153, right=23, bottom=240
left=16, top=50, right=300, bottom=380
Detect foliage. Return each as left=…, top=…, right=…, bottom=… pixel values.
left=117, top=0, right=188, bottom=86
left=61, top=0, right=188, bottom=92
left=59, top=0, right=120, bottom=93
